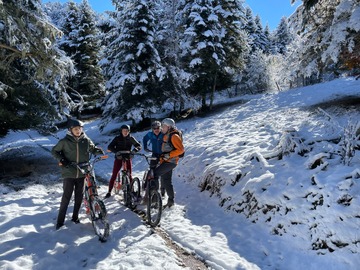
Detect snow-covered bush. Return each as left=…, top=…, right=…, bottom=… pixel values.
left=264, top=128, right=308, bottom=159
left=339, top=121, right=360, bottom=165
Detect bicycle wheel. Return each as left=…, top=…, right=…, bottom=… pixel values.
left=128, top=177, right=141, bottom=210
left=122, top=175, right=131, bottom=207
left=114, top=173, right=121, bottom=195
left=147, top=189, right=162, bottom=227
left=90, top=197, right=110, bottom=242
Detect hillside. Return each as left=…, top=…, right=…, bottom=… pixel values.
left=0, top=78, right=360, bottom=269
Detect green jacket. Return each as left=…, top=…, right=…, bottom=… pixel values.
left=52, top=131, right=103, bottom=178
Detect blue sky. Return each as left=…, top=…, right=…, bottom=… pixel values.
left=42, top=0, right=301, bottom=30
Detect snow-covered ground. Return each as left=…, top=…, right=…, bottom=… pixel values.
left=1, top=77, right=360, bottom=269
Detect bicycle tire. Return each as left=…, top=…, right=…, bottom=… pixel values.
left=147, top=189, right=162, bottom=227
left=114, top=173, right=121, bottom=195
left=122, top=175, right=131, bottom=207
left=90, top=197, right=110, bottom=242
left=128, top=177, right=141, bottom=210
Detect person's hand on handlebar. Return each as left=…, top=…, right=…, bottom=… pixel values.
left=59, top=157, right=70, bottom=167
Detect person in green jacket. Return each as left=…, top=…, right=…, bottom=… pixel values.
left=52, top=118, right=104, bottom=230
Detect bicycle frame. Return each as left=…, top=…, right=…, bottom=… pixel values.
left=75, top=155, right=108, bottom=198
left=134, top=153, right=162, bottom=227
left=72, top=155, right=110, bottom=242
left=113, top=150, right=139, bottom=208
left=114, top=156, right=131, bottom=195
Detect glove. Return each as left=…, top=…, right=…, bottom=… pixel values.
left=162, top=153, right=170, bottom=160
left=59, top=158, right=69, bottom=167
left=133, top=147, right=141, bottom=153
left=95, top=147, right=105, bottom=155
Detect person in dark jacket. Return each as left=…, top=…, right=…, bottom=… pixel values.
left=52, top=118, right=104, bottom=230
left=105, top=124, right=141, bottom=198
left=142, top=121, right=166, bottom=196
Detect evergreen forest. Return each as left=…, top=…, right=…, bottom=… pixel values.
left=0, top=0, right=359, bottom=136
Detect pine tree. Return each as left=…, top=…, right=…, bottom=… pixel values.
left=243, top=7, right=257, bottom=52
left=253, top=15, right=269, bottom=52
left=273, top=17, right=292, bottom=55
left=220, top=0, right=249, bottom=80
left=181, top=0, right=231, bottom=109
left=57, top=0, right=105, bottom=116
left=154, top=0, right=189, bottom=114
left=75, top=0, right=105, bottom=109
left=239, top=49, right=270, bottom=94
left=103, top=0, right=165, bottom=123
left=0, top=0, right=73, bottom=135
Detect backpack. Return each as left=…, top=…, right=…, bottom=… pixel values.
left=168, top=130, right=185, bottom=158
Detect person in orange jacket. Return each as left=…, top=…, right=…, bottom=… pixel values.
left=153, top=118, right=184, bottom=207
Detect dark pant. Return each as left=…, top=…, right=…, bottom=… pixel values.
left=57, top=177, right=85, bottom=224
left=154, top=162, right=177, bottom=200
left=108, top=158, right=132, bottom=193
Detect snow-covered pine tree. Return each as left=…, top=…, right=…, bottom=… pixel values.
left=239, top=49, right=270, bottom=94
left=220, top=0, right=249, bottom=91
left=181, top=0, right=231, bottom=109
left=253, top=15, right=269, bottom=53
left=103, top=0, right=166, bottom=124
left=75, top=0, right=105, bottom=112
left=243, top=7, right=257, bottom=52
left=57, top=0, right=105, bottom=116
left=273, top=17, right=292, bottom=55
left=0, top=0, right=73, bottom=136
left=153, top=0, right=194, bottom=115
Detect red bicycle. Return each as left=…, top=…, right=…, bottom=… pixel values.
left=72, top=155, right=110, bottom=242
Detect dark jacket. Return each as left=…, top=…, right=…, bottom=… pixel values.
left=52, top=131, right=103, bottom=178
left=108, top=134, right=141, bottom=157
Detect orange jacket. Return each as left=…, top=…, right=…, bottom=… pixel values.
left=160, top=130, right=184, bottom=164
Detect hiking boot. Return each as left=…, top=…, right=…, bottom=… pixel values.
left=105, top=192, right=111, bottom=199
left=160, top=188, right=165, bottom=197
left=71, top=218, right=80, bottom=224
left=56, top=223, right=64, bottom=230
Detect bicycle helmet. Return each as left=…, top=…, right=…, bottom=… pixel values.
left=161, top=118, right=175, bottom=128
left=151, top=121, right=161, bottom=129
left=120, top=124, right=130, bottom=132
left=67, top=118, right=84, bottom=129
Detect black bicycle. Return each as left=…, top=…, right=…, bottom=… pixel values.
left=133, top=153, right=162, bottom=227
left=114, top=150, right=141, bottom=210
left=73, top=155, right=110, bottom=242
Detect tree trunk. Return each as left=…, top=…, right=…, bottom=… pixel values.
left=209, top=72, right=217, bottom=110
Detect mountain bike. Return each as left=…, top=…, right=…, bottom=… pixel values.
left=72, top=155, right=110, bottom=242
left=133, top=153, right=162, bottom=227
left=114, top=150, right=141, bottom=210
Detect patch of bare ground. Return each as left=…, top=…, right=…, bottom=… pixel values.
left=133, top=209, right=208, bottom=269
left=152, top=226, right=208, bottom=270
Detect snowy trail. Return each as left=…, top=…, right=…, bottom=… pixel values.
left=0, top=177, right=259, bottom=270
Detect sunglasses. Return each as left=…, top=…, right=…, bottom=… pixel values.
left=153, top=127, right=160, bottom=130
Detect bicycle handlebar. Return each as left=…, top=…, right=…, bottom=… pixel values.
left=133, top=153, right=158, bottom=165
left=116, top=150, right=131, bottom=154
left=71, top=155, right=109, bottom=174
